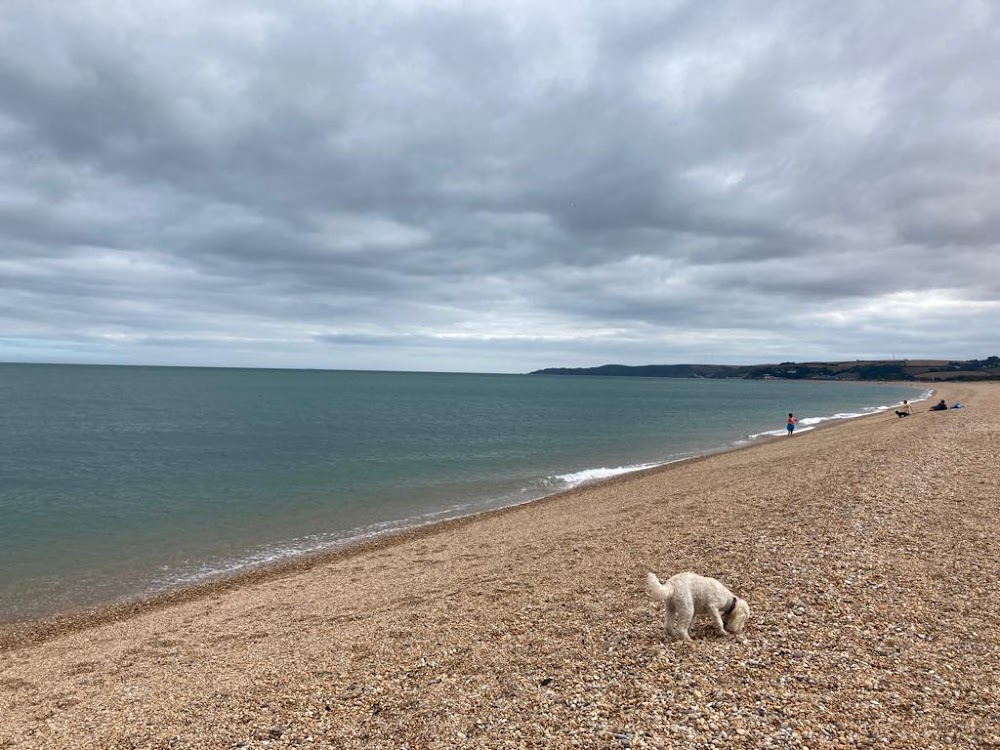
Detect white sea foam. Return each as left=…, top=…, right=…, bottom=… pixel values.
left=547, top=463, right=663, bottom=488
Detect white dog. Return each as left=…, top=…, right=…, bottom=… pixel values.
left=646, top=571, right=750, bottom=641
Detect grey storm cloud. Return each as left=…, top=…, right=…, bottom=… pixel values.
left=1, top=0, right=998, bottom=372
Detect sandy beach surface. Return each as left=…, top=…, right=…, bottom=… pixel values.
left=2, top=382, right=998, bottom=750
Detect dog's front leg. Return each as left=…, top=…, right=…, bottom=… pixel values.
left=709, top=608, right=728, bottom=636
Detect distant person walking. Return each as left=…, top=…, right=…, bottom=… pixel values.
left=786, top=413, right=797, bottom=436
left=895, top=400, right=911, bottom=418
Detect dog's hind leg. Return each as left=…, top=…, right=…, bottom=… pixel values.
left=674, top=597, right=695, bottom=641
left=663, top=601, right=680, bottom=639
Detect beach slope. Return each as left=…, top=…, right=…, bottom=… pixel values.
left=2, top=383, right=998, bottom=749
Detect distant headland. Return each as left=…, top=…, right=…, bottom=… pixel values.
left=529, top=356, right=1000, bottom=382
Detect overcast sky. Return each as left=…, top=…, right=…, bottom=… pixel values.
left=1, top=1, right=998, bottom=373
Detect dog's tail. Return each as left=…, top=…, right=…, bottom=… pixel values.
left=646, top=572, right=673, bottom=605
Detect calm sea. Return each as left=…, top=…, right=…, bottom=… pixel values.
left=0, top=364, right=924, bottom=621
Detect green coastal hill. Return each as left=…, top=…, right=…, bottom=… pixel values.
left=530, top=356, right=1000, bottom=382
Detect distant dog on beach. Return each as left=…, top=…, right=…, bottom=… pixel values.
left=646, top=571, right=750, bottom=641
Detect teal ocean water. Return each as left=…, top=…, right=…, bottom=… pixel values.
left=0, top=364, right=925, bottom=621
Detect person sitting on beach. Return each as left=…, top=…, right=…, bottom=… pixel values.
left=895, top=400, right=911, bottom=418
left=930, top=399, right=948, bottom=411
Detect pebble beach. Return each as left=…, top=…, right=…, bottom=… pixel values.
left=2, top=381, right=998, bottom=749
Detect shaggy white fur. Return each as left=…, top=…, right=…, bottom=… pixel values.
left=646, top=571, right=750, bottom=641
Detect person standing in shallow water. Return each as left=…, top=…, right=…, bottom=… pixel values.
left=786, top=413, right=797, bottom=436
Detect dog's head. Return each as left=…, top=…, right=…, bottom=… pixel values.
left=723, top=598, right=750, bottom=634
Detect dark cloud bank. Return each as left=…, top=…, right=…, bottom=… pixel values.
left=1, top=1, right=998, bottom=372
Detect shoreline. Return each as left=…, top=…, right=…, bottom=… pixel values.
left=0, top=384, right=930, bottom=647
left=0, top=382, right=932, bottom=648
left=0, top=428, right=786, bottom=648
left=6, top=381, right=996, bottom=748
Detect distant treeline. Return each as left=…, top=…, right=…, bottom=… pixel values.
left=530, top=356, right=1000, bottom=382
